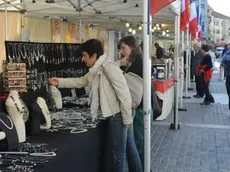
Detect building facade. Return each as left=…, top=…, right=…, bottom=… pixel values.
left=208, top=6, right=230, bottom=43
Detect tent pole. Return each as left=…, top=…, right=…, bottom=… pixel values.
left=21, top=12, right=24, bottom=41
left=170, top=15, right=180, bottom=130
left=179, top=31, right=185, bottom=110
left=143, top=0, right=151, bottom=171
left=4, top=0, right=8, bottom=40
left=188, top=34, right=192, bottom=88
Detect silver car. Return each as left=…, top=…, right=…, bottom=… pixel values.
left=215, top=47, right=224, bottom=58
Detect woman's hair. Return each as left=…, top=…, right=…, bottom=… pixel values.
left=117, top=36, right=141, bottom=62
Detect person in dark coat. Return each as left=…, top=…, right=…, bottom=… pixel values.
left=154, top=43, right=164, bottom=59
left=198, top=44, right=215, bottom=105
left=192, top=43, right=205, bottom=98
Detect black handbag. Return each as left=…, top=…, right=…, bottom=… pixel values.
left=0, top=112, right=19, bottom=151
left=151, top=85, right=162, bottom=120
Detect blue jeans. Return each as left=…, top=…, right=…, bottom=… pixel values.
left=108, top=112, right=142, bottom=172
left=126, top=110, right=143, bottom=172
left=109, top=114, right=127, bottom=172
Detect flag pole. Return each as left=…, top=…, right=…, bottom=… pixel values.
left=143, top=0, right=151, bottom=171
left=170, top=14, right=180, bottom=130
left=178, top=31, right=187, bottom=111
left=184, top=25, right=192, bottom=97
left=188, top=34, right=192, bottom=88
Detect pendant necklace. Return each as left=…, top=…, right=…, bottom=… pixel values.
left=0, top=115, right=13, bottom=130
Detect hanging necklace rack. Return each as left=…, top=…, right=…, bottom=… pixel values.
left=4, top=41, right=88, bottom=93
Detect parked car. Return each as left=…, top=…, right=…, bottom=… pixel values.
left=215, top=47, right=224, bottom=58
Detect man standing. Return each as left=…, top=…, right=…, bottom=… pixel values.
left=198, top=44, right=215, bottom=105
left=154, top=43, right=164, bottom=59
left=219, top=50, right=230, bottom=110
left=192, top=43, right=204, bottom=98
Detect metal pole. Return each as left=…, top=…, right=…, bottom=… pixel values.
left=179, top=32, right=184, bottom=109
left=143, top=0, right=151, bottom=171
left=170, top=15, right=180, bottom=130
left=4, top=0, right=8, bottom=40
left=21, top=12, right=24, bottom=41
left=188, top=34, right=192, bottom=87
left=185, top=26, right=189, bottom=97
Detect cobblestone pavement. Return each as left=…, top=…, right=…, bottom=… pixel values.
left=151, top=70, right=230, bottom=172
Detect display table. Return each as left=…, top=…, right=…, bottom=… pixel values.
left=152, top=76, right=174, bottom=120
left=29, top=122, right=107, bottom=172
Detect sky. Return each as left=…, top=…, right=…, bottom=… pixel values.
left=208, top=0, right=230, bottom=17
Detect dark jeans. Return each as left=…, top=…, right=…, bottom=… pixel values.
left=226, top=77, right=230, bottom=109
left=126, top=110, right=143, bottom=172
left=195, top=76, right=204, bottom=97
left=105, top=112, right=142, bottom=172
left=200, top=75, right=214, bottom=102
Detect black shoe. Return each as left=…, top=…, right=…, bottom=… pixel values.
left=200, top=101, right=211, bottom=105
left=193, top=94, right=203, bottom=98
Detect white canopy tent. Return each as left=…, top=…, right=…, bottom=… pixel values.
left=0, top=1, right=181, bottom=172
left=0, top=0, right=179, bottom=31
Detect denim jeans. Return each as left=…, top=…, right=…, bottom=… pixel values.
left=126, top=110, right=143, bottom=172
left=107, top=112, right=142, bottom=172
left=108, top=113, right=127, bottom=172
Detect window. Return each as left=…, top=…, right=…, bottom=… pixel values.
left=216, top=29, right=220, bottom=34
left=201, top=4, right=205, bottom=9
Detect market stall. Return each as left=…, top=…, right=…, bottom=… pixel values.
left=0, top=0, right=182, bottom=171
left=152, top=59, right=174, bottom=120
left=0, top=40, right=112, bottom=172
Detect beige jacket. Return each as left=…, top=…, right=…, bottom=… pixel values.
left=57, top=58, right=132, bottom=125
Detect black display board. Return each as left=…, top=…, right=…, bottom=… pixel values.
left=5, top=41, right=88, bottom=104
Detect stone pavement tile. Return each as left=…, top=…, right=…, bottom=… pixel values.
left=154, top=103, right=230, bottom=126
left=151, top=125, right=230, bottom=172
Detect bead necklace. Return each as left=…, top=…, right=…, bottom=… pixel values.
left=10, top=95, right=24, bottom=114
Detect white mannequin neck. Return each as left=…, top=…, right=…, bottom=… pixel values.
left=37, top=97, right=51, bottom=130
left=50, top=86, right=62, bottom=110
left=9, top=90, right=19, bottom=97
left=5, top=94, right=26, bottom=143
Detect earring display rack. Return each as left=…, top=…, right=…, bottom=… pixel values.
left=2, top=61, right=27, bottom=93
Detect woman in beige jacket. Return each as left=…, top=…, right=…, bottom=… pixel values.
left=48, top=39, right=142, bottom=172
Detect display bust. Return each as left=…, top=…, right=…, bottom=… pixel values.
left=5, top=90, right=26, bottom=143
left=37, top=97, right=51, bottom=130
left=50, top=85, right=62, bottom=110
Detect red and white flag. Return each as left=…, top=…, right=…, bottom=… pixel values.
left=150, top=0, right=176, bottom=16
left=189, top=0, right=198, bottom=39
left=180, top=0, right=190, bottom=32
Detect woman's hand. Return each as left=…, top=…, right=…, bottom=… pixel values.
left=120, top=56, right=129, bottom=66
left=48, top=77, right=59, bottom=86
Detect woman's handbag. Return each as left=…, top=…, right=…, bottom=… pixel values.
left=123, top=72, right=143, bottom=107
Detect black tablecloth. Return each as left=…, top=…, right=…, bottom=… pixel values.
left=29, top=122, right=107, bottom=172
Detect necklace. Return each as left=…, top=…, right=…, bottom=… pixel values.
left=10, top=95, right=23, bottom=114
left=0, top=115, right=13, bottom=130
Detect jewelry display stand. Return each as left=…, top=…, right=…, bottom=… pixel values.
left=37, top=97, right=51, bottom=130
left=2, top=62, right=27, bottom=93
left=50, top=86, right=63, bottom=110
left=5, top=90, right=26, bottom=143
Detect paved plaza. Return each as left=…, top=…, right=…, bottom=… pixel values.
left=151, top=70, right=230, bottom=172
